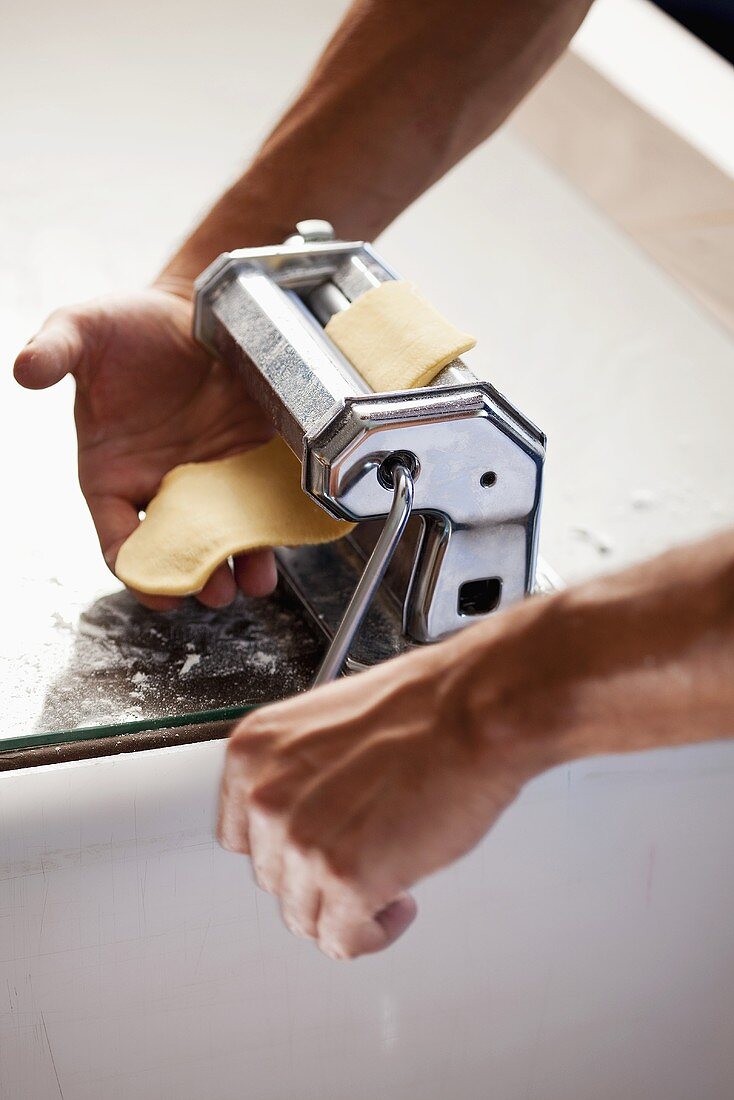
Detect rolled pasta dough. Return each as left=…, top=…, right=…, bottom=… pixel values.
left=324, top=280, right=475, bottom=392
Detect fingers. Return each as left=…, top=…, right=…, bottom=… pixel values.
left=195, top=562, right=237, bottom=608
left=14, top=307, right=88, bottom=390
left=130, top=554, right=270, bottom=612
left=127, top=553, right=269, bottom=612
left=191, top=551, right=277, bottom=610
left=217, top=740, right=252, bottom=855
left=216, top=697, right=422, bottom=958
left=222, top=775, right=417, bottom=957
left=233, top=549, right=278, bottom=597
left=276, top=855, right=417, bottom=952
left=375, top=894, right=418, bottom=948
left=244, top=819, right=414, bottom=957
left=278, top=847, right=323, bottom=939
left=131, top=590, right=183, bottom=612
left=217, top=800, right=250, bottom=857
left=247, top=809, right=286, bottom=896
left=317, top=890, right=418, bottom=960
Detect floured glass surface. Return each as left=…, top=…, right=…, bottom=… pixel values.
left=0, top=566, right=322, bottom=750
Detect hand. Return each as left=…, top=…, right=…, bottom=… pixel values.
left=218, top=635, right=534, bottom=959
left=14, top=287, right=277, bottom=609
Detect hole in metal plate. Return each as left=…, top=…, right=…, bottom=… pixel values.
left=458, top=577, right=502, bottom=616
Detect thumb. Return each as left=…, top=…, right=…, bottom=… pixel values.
left=319, top=892, right=418, bottom=960
left=14, top=307, right=89, bottom=390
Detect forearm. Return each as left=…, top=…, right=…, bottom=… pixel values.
left=158, top=0, right=592, bottom=293
left=451, top=528, right=734, bottom=776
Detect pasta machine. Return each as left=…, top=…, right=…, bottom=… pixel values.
left=193, top=221, right=547, bottom=681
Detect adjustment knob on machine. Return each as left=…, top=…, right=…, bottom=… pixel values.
left=295, top=219, right=336, bottom=242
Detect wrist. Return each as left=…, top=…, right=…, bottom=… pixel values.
left=154, top=158, right=341, bottom=294
left=155, top=124, right=397, bottom=293
left=445, top=591, right=594, bottom=784
left=452, top=533, right=734, bottom=781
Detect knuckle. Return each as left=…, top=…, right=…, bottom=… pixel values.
left=216, top=811, right=247, bottom=853
left=321, top=846, right=357, bottom=885
left=248, top=778, right=288, bottom=814
left=229, top=714, right=277, bottom=750
left=46, top=304, right=74, bottom=325
left=282, top=909, right=313, bottom=939
left=319, top=937, right=349, bottom=962
left=283, top=829, right=314, bottom=861
left=252, top=866, right=274, bottom=894
left=48, top=302, right=88, bottom=331
left=217, top=826, right=243, bottom=853
left=225, top=732, right=268, bottom=772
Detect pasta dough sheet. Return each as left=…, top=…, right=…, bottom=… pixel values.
left=325, top=281, right=476, bottom=392
left=116, top=280, right=475, bottom=595
left=115, top=439, right=355, bottom=595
